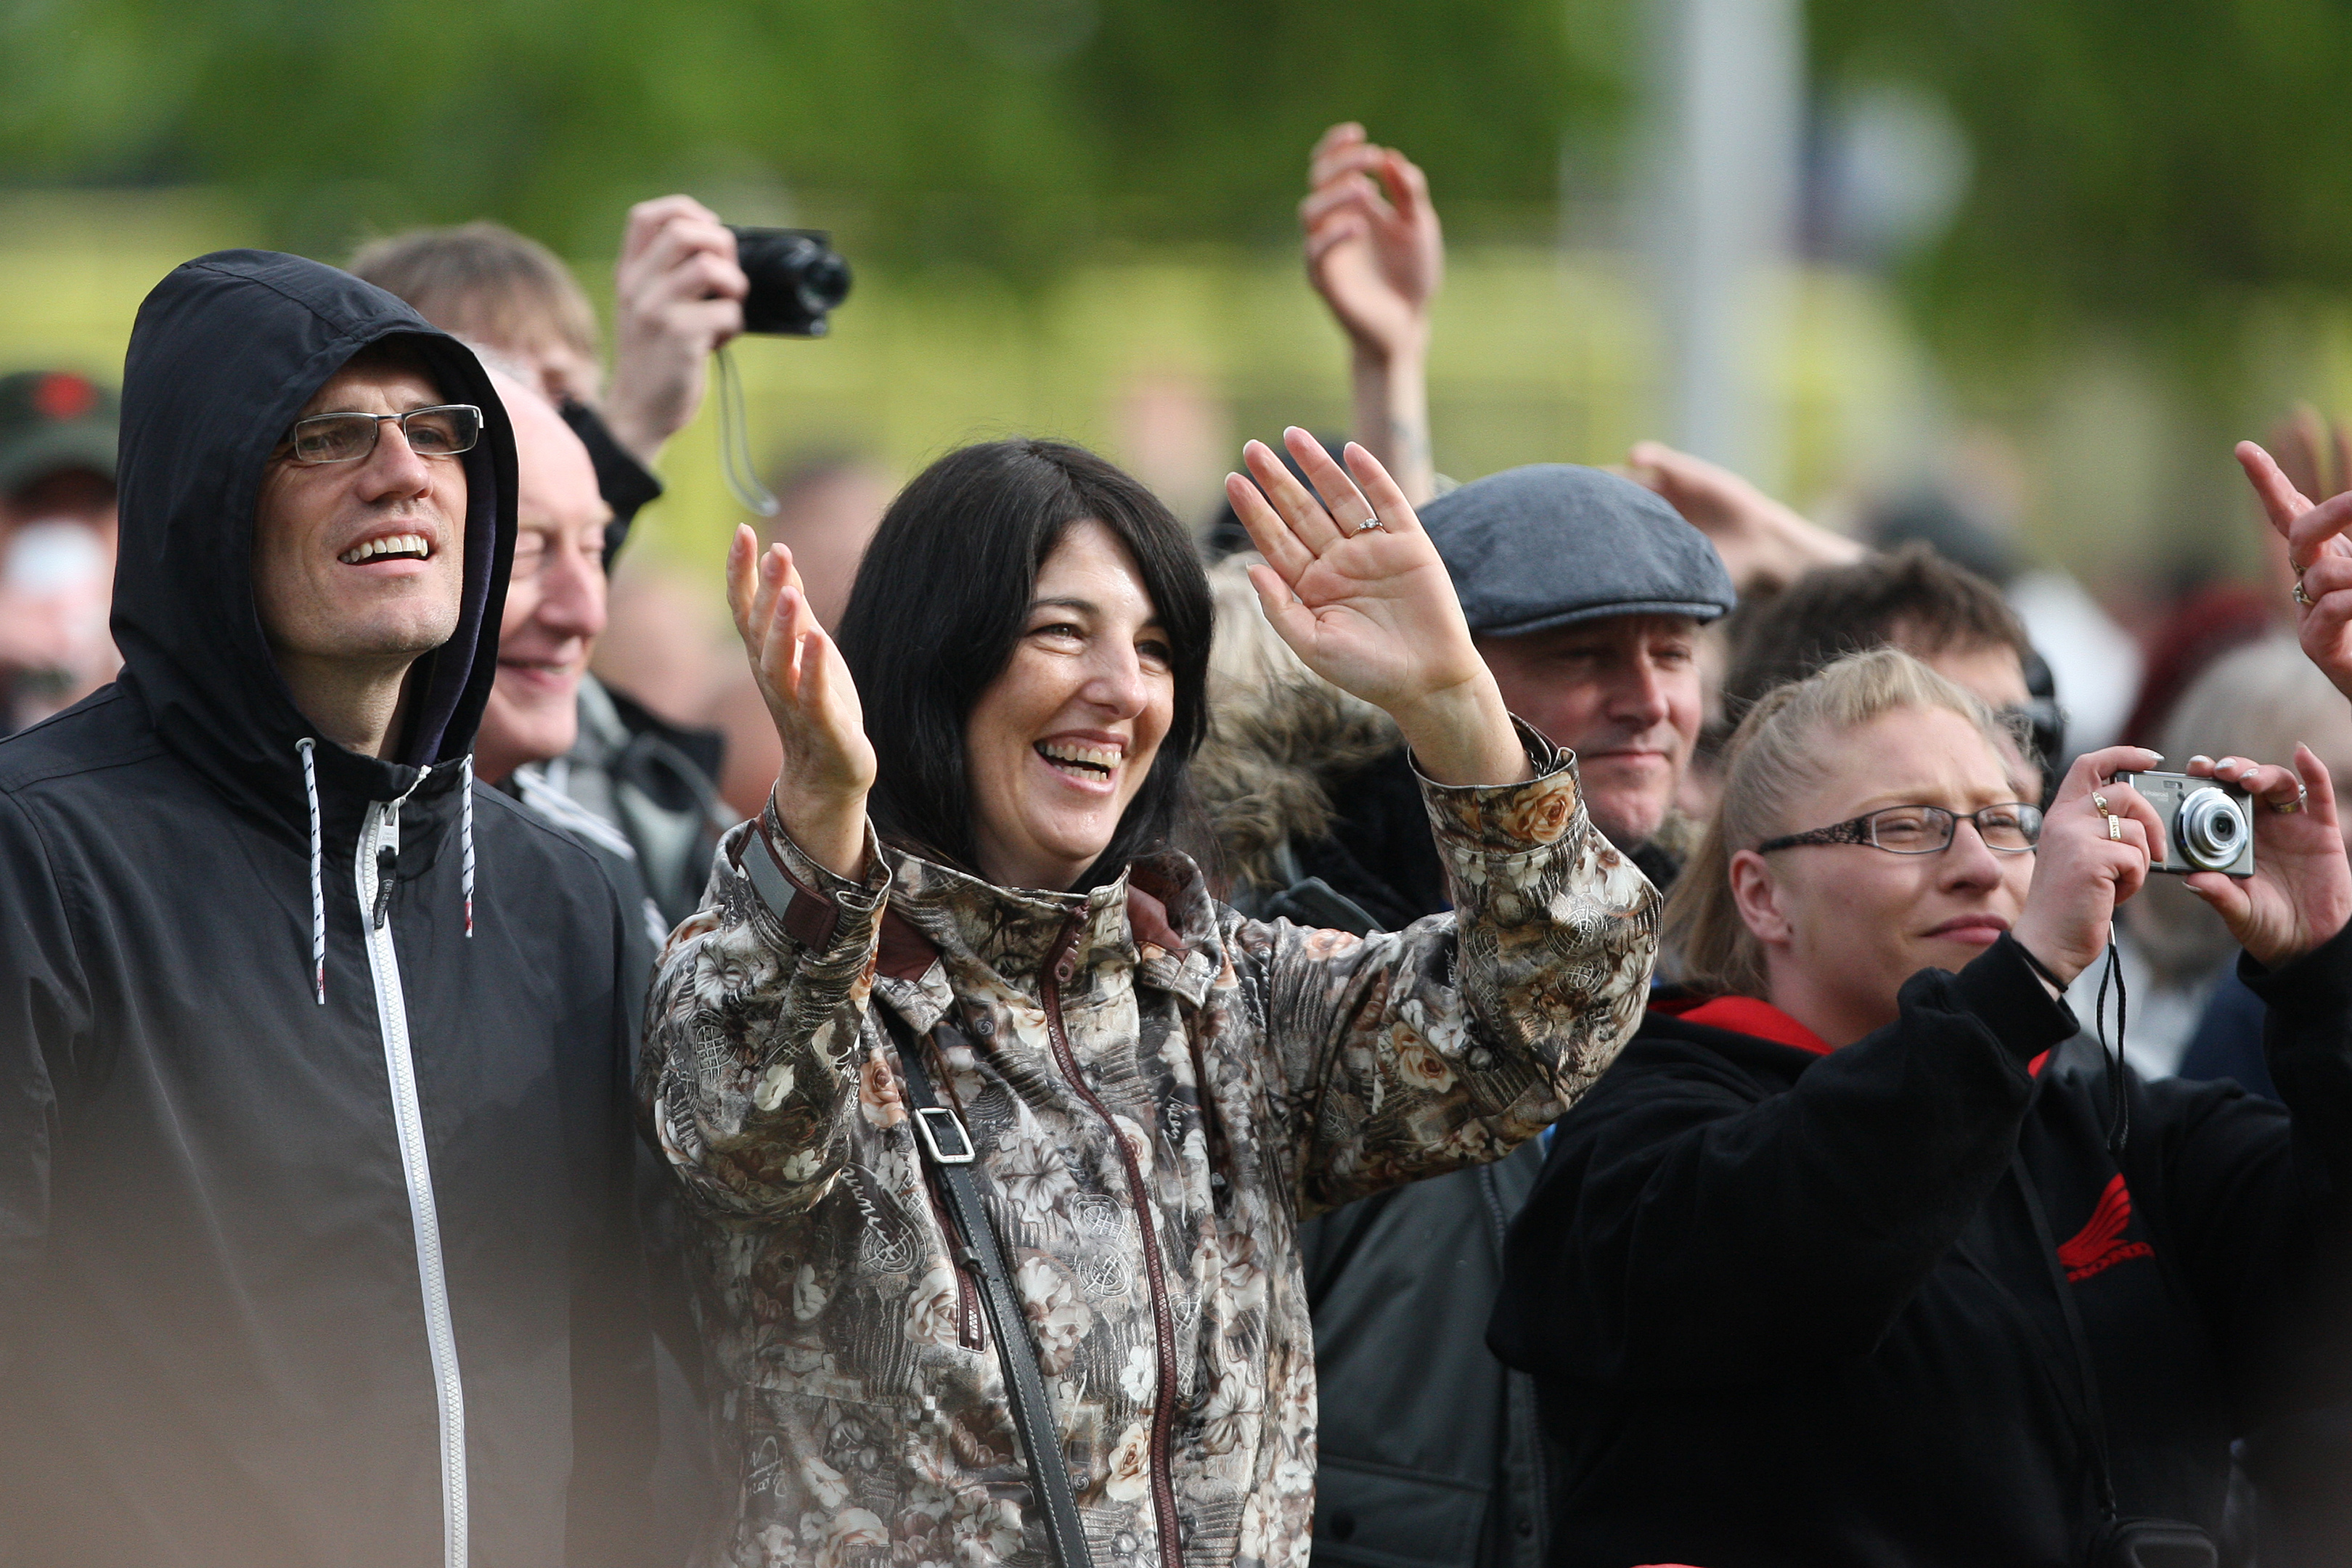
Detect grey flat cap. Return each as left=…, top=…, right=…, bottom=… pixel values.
left=1418, top=463, right=1736, bottom=637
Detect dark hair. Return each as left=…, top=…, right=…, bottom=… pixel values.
left=1722, top=542, right=2031, bottom=719
left=836, top=438, right=1213, bottom=886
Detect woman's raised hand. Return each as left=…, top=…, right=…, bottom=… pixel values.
left=1225, top=428, right=1527, bottom=786
left=2181, top=748, right=2352, bottom=969
left=2238, top=440, right=2352, bottom=703
left=727, top=524, right=875, bottom=880
left=2012, top=746, right=2168, bottom=983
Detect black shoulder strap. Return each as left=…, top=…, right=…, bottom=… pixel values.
left=878, top=1005, right=1096, bottom=1568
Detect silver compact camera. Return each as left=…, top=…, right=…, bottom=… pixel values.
left=2112, top=770, right=2255, bottom=878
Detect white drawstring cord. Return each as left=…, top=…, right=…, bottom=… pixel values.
left=296, top=738, right=325, bottom=1005
left=460, top=754, right=475, bottom=939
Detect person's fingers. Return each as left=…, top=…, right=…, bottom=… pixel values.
left=621, top=195, right=724, bottom=266
left=1245, top=560, right=1319, bottom=650
left=2296, top=743, right=2339, bottom=829
left=2206, top=756, right=2297, bottom=802
left=1301, top=175, right=1386, bottom=231
left=1285, top=428, right=1382, bottom=537
left=2237, top=441, right=2316, bottom=542
left=1244, top=438, right=1343, bottom=554
left=766, top=581, right=820, bottom=706
left=2298, top=565, right=2352, bottom=671
left=1309, top=123, right=1372, bottom=186
left=2298, top=553, right=2352, bottom=604
left=2103, top=780, right=2171, bottom=867
left=2182, top=867, right=2253, bottom=923
left=1379, top=147, right=1433, bottom=221
left=631, top=231, right=748, bottom=306
left=1304, top=215, right=1370, bottom=269
left=2285, top=490, right=2352, bottom=568
left=1225, top=471, right=1316, bottom=583
left=2058, top=745, right=2164, bottom=807
left=726, top=525, right=759, bottom=640
left=2279, top=404, right=2327, bottom=499
left=1340, top=441, right=1425, bottom=536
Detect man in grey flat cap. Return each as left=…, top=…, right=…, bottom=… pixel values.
left=1428, top=463, right=1735, bottom=889
left=1294, top=463, right=1735, bottom=1568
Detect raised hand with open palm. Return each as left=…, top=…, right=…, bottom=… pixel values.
left=1225, top=427, right=1528, bottom=787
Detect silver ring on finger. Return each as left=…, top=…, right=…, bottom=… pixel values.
left=2272, top=787, right=2309, bottom=815
left=1351, top=516, right=1388, bottom=535
left=2091, top=793, right=2112, bottom=817
left=2295, top=579, right=2314, bottom=608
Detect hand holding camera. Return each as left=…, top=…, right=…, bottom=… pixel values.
left=2169, top=748, right=2352, bottom=968
left=604, top=195, right=749, bottom=465
left=2013, top=746, right=2168, bottom=984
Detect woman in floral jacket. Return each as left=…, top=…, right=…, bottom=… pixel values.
left=640, top=428, right=1659, bottom=1568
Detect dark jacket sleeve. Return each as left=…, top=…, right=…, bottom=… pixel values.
left=2139, top=918, right=2352, bottom=1429
left=563, top=872, right=659, bottom=1568
left=0, top=791, right=90, bottom=1384
left=1491, top=936, right=2073, bottom=1389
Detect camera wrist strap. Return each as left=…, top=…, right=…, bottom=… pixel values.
left=878, top=1005, right=1098, bottom=1568
left=2094, top=939, right=2130, bottom=1155
left=714, top=345, right=780, bottom=518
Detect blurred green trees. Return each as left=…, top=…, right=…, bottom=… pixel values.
left=0, top=0, right=1626, bottom=269
left=12, top=0, right=2352, bottom=352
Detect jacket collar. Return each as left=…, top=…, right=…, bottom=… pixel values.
left=875, top=846, right=1222, bottom=1016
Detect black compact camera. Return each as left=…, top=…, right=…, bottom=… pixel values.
left=727, top=226, right=852, bottom=337
left=2112, top=769, right=2254, bottom=878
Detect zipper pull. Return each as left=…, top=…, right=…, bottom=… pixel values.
left=372, top=844, right=398, bottom=929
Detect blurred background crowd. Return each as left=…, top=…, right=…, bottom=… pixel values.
left=10, top=0, right=2352, bottom=1058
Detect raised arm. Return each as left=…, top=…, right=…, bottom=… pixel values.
left=1223, top=430, right=1659, bottom=1208
left=635, top=526, right=884, bottom=1216
left=1301, top=124, right=1442, bottom=507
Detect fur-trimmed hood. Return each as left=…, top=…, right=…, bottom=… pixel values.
left=1193, top=669, right=1399, bottom=896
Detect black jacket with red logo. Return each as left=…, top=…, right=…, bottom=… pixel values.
left=1488, top=931, right=2352, bottom=1568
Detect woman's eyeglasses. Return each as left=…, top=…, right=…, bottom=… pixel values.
left=1757, top=802, right=2043, bottom=856
left=279, top=404, right=482, bottom=465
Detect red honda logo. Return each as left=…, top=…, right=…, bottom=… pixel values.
left=2058, top=1173, right=2155, bottom=1283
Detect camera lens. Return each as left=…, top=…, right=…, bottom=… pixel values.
left=728, top=226, right=853, bottom=337
left=2176, top=787, right=2247, bottom=871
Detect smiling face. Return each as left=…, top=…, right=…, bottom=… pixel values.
left=250, top=348, right=467, bottom=680
left=1475, top=613, right=1702, bottom=849
left=964, top=519, right=1176, bottom=891
left=473, top=378, right=611, bottom=783
left=1731, top=703, right=2035, bottom=1044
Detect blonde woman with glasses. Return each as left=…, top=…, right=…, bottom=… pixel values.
left=1492, top=647, right=2352, bottom=1568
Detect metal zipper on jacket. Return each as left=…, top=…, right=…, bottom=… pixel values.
left=1041, top=914, right=1183, bottom=1568
left=359, top=788, right=470, bottom=1568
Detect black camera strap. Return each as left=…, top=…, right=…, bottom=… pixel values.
left=878, top=1005, right=1097, bottom=1568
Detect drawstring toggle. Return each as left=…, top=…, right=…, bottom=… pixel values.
left=372, top=844, right=398, bottom=930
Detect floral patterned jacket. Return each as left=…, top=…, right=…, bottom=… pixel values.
left=640, top=730, right=1658, bottom=1568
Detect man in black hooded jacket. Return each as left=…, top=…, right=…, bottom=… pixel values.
left=0, top=251, right=653, bottom=1568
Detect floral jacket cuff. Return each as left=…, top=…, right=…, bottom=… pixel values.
left=1413, top=716, right=1585, bottom=857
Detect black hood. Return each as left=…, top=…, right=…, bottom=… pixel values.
left=111, top=250, right=515, bottom=823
